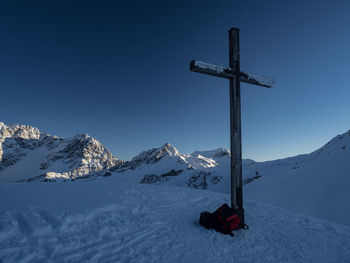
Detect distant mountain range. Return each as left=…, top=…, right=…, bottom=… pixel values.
left=0, top=122, right=121, bottom=182
left=0, top=122, right=250, bottom=186
left=1, top=121, right=350, bottom=226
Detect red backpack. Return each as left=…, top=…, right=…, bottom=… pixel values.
left=199, top=203, right=246, bottom=236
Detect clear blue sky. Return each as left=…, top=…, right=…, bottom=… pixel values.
left=1, top=0, right=350, bottom=161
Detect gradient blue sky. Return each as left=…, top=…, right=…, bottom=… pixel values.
left=1, top=0, right=350, bottom=161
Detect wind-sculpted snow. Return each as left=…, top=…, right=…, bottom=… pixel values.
left=0, top=182, right=349, bottom=262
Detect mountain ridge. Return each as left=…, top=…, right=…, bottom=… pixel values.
left=1, top=122, right=350, bottom=225
left=0, top=122, right=121, bottom=182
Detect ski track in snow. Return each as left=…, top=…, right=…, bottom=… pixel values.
left=0, top=184, right=350, bottom=263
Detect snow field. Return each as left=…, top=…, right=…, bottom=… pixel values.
left=0, top=181, right=349, bottom=263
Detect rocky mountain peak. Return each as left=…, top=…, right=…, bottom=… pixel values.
left=160, top=143, right=180, bottom=157
left=0, top=122, right=121, bottom=182
left=191, top=148, right=230, bottom=159
left=0, top=123, right=41, bottom=141
left=118, top=143, right=182, bottom=171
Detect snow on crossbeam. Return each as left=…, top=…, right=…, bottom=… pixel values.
left=190, top=60, right=234, bottom=79
left=190, top=60, right=274, bottom=88
left=240, top=71, right=274, bottom=88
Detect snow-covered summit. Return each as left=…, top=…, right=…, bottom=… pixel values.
left=0, top=122, right=235, bottom=185
left=132, top=142, right=181, bottom=163
left=114, top=143, right=183, bottom=172
left=0, top=122, right=41, bottom=141
left=192, top=148, right=230, bottom=159
left=0, top=122, right=121, bottom=182
left=111, top=142, right=230, bottom=190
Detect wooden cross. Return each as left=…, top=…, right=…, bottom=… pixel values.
left=190, top=27, right=274, bottom=226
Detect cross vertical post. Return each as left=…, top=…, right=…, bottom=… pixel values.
left=229, top=28, right=244, bottom=222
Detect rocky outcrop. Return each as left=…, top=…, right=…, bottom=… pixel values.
left=0, top=123, right=42, bottom=171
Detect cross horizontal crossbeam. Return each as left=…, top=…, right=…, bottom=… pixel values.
left=190, top=60, right=274, bottom=88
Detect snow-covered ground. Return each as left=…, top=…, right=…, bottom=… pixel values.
left=0, top=180, right=350, bottom=263
left=244, top=131, right=350, bottom=226
left=1, top=122, right=350, bottom=262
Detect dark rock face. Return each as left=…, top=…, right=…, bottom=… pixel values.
left=213, top=150, right=230, bottom=158
left=0, top=124, right=42, bottom=172
left=187, top=171, right=222, bottom=190
left=140, top=174, right=162, bottom=184
left=244, top=175, right=261, bottom=184
left=42, top=134, right=121, bottom=174
left=140, top=169, right=183, bottom=184
left=0, top=150, right=26, bottom=171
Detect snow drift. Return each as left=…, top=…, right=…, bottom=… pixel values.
left=0, top=181, right=349, bottom=263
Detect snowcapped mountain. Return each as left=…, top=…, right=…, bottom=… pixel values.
left=1, top=121, right=350, bottom=226
left=0, top=122, right=234, bottom=186
left=0, top=122, right=121, bottom=182
left=108, top=142, right=238, bottom=192
left=114, top=142, right=187, bottom=172
left=0, top=122, right=261, bottom=187
left=192, top=147, right=230, bottom=159
left=110, top=143, right=260, bottom=193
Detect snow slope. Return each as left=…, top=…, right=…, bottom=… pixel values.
left=245, top=130, right=350, bottom=226
left=0, top=180, right=349, bottom=263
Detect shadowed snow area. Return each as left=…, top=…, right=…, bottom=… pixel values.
left=245, top=130, right=350, bottom=226
left=0, top=181, right=349, bottom=263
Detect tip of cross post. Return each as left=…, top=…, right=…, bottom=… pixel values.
left=229, top=27, right=240, bottom=32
